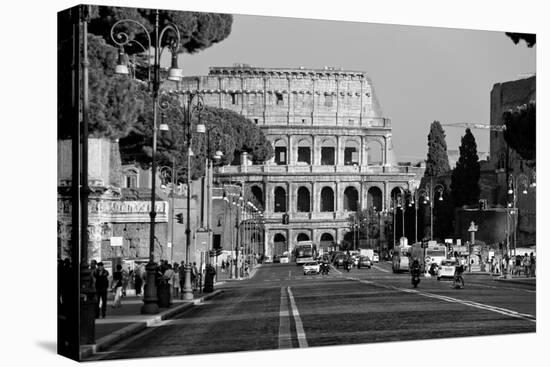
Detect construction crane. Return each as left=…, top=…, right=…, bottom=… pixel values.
left=442, top=122, right=506, bottom=131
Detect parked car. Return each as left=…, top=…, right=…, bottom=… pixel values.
left=280, top=255, right=289, bottom=264
left=303, top=261, right=320, bottom=275
left=372, top=251, right=380, bottom=263
left=358, top=256, right=372, bottom=269
left=437, top=259, right=458, bottom=280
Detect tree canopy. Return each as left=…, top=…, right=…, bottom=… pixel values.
left=450, top=129, right=480, bottom=207
left=505, top=32, right=536, bottom=48
left=424, top=120, right=451, bottom=176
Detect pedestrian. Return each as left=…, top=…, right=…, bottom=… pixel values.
left=173, top=263, right=180, bottom=299
left=221, top=260, right=226, bottom=272
left=529, top=252, right=535, bottom=278
left=134, top=264, right=143, bottom=296
left=94, top=262, right=110, bottom=318
left=112, top=264, right=123, bottom=308
left=523, top=253, right=531, bottom=277
left=164, top=264, right=175, bottom=303
left=121, top=266, right=129, bottom=297
left=179, top=262, right=186, bottom=298
left=516, top=255, right=523, bottom=276
left=192, top=262, right=198, bottom=291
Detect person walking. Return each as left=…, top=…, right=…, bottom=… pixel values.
left=94, top=262, right=110, bottom=318
left=523, top=253, right=531, bottom=277
left=164, top=264, right=175, bottom=303
left=112, top=264, right=123, bottom=308
left=192, top=262, right=198, bottom=291
left=173, top=263, right=180, bottom=299
left=179, top=261, right=186, bottom=299
left=134, top=264, right=143, bottom=296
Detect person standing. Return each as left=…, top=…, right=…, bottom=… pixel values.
left=529, top=252, right=535, bottom=277
left=94, top=262, right=110, bottom=318
left=523, top=253, right=531, bottom=277
left=134, top=264, right=143, bottom=296
left=112, top=264, right=123, bottom=308
left=179, top=261, right=186, bottom=299
left=164, top=264, right=175, bottom=303
left=192, top=262, right=198, bottom=291
left=173, top=263, right=180, bottom=299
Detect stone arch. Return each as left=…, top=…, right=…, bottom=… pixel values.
left=297, top=233, right=310, bottom=242
left=366, top=139, right=384, bottom=165
left=274, top=186, right=287, bottom=212
left=297, top=186, right=311, bottom=212
left=367, top=186, right=383, bottom=211
left=274, top=138, right=288, bottom=165
left=343, top=138, right=361, bottom=166
left=343, top=186, right=359, bottom=212
left=319, top=137, right=337, bottom=165
left=250, top=185, right=264, bottom=210
left=273, top=232, right=288, bottom=256
left=320, top=186, right=335, bottom=212
left=319, top=232, right=335, bottom=252
left=296, top=138, right=312, bottom=165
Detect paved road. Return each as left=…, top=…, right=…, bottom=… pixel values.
left=90, top=262, right=535, bottom=360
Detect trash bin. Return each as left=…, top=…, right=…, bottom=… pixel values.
left=203, top=265, right=216, bottom=293
left=157, top=281, right=171, bottom=307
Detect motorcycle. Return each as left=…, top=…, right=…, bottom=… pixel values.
left=411, top=267, right=421, bottom=288
left=320, top=262, right=330, bottom=275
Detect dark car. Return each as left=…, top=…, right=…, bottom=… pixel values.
left=333, top=253, right=348, bottom=268
left=358, top=256, right=372, bottom=269
left=273, top=255, right=280, bottom=263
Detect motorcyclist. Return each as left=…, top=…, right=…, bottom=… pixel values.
left=410, top=259, right=421, bottom=287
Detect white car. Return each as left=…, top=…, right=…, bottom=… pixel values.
left=280, top=256, right=289, bottom=264
left=372, top=252, right=380, bottom=263
left=303, top=261, right=320, bottom=275
left=437, top=260, right=457, bottom=280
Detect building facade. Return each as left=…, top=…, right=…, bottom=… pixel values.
left=180, top=65, right=423, bottom=258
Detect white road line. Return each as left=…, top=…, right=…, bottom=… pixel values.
left=278, top=287, right=292, bottom=349
left=372, top=265, right=390, bottom=273
left=287, top=287, right=308, bottom=348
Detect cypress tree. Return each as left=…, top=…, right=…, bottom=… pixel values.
left=425, top=120, right=451, bottom=177
left=451, top=128, right=481, bottom=207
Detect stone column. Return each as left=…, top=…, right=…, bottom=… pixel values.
left=287, top=134, right=293, bottom=166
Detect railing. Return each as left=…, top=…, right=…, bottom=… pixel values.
left=216, top=164, right=421, bottom=175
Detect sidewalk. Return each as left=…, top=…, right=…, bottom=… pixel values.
left=80, top=289, right=223, bottom=360
left=464, top=271, right=536, bottom=286
left=80, top=263, right=262, bottom=360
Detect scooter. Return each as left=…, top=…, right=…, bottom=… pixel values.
left=321, top=263, right=330, bottom=275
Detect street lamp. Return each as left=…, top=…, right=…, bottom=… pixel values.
left=416, top=177, right=445, bottom=241
left=506, top=173, right=533, bottom=260
left=197, top=124, right=223, bottom=265
left=159, top=164, right=186, bottom=263
left=111, top=9, right=183, bottom=314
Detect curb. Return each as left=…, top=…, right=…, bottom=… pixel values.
left=80, top=289, right=223, bottom=360
left=493, top=277, right=536, bottom=286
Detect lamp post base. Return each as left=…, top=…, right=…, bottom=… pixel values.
left=79, top=264, right=96, bottom=345
left=141, top=262, right=159, bottom=314
left=182, top=264, right=194, bottom=300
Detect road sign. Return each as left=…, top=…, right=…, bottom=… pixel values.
left=110, top=237, right=123, bottom=247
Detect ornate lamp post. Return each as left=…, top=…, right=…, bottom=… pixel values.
left=159, top=164, right=186, bottom=263
left=417, top=177, right=445, bottom=241
left=111, top=10, right=183, bottom=313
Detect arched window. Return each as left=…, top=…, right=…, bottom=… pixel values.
left=320, top=138, right=336, bottom=165
left=274, top=187, right=286, bottom=213
left=251, top=186, right=264, bottom=210
left=274, top=139, right=287, bottom=165
left=344, top=140, right=360, bottom=166
left=297, top=187, right=311, bottom=212
left=343, top=187, right=358, bottom=211
left=320, top=187, right=335, bottom=212
left=297, top=139, right=311, bottom=165
left=367, top=140, right=384, bottom=165
left=367, top=187, right=383, bottom=211
left=297, top=233, right=310, bottom=242
left=320, top=233, right=334, bottom=243
left=273, top=233, right=287, bottom=256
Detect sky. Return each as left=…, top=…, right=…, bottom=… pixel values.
left=179, top=14, right=536, bottom=164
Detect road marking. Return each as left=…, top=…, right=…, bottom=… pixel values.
left=278, top=287, right=292, bottom=349
left=398, top=287, right=536, bottom=323
left=287, top=287, right=308, bottom=348
left=372, top=265, right=390, bottom=273
left=354, top=278, right=535, bottom=323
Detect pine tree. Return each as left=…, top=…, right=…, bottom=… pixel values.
left=424, top=121, right=451, bottom=177
left=451, top=129, right=480, bottom=207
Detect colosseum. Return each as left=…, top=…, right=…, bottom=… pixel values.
left=179, top=64, right=423, bottom=259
